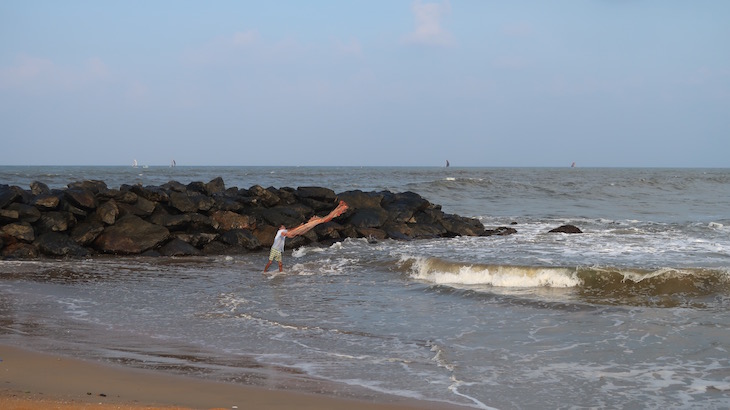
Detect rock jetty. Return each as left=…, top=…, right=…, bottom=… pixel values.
left=0, top=177, right=496, bottom=259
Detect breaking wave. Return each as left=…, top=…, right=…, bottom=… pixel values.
left=397, top=256, right=730, bottom=307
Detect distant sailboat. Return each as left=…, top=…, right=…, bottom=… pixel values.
left=170, top=159, right=176, bottom=167
left=133, top=159, right=138, bottom=168
left=446, top=160, right=450, bottom=167
left=571, top=162, right=576, bottom=168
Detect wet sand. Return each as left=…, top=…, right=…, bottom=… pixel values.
left=0, top=344, right=457, bottom=410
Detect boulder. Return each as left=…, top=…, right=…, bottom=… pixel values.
left=97, top=199, right=119, bottom=225
left=173, top=232, right=218, bottom=248
left=6, top=203, right=41, bottom=223
left=159, top=238, right=203, bottom=256
left=29, top=181, right=51, bottom=195
left=1, top=242, right=38, bottom=259
left=67, top=180, right=107, bottom=194
left=381, top=191, right=430, bottom=223
left=32, top=193, right=61, bottom=210
left=2, top=222, right=35, bottom=242
left=218, top=229, right=261, bottom=250
left=65, top=188, right=98, bottom=210
left=70, top=219, right=105, bottom=245
left=35, top=211, right=75, bottom=233
left=249, top=185, right=280, bottom=207
left=205, top=177, right=226, bottom=195
left=130, top=185, right=169, bottom=203
left=338, top=190, right=384, bottom=209
left=35, top=232, right=90, bottom=257
left=481, top=227, right=518, bottom=236
left=549, top=225, right=583, bottom=234
left=210, top=210, right=255, bottom=231
left=295, top=186, right=337, bottom=202
left=0, top=184, right=19, bottom=208
left=440, top=215, right=486, bottom=237
left=347, top=207, right=389, bottom=229
left=0, top=209, right=19, bottom=224
left=169, top=191, right=198, bottom=213
left=93, top=214, right=170, bottom=254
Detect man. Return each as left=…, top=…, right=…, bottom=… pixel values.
left=262, top=200, right=349, bottom=273
left=263, top=225, right=289, bottom=273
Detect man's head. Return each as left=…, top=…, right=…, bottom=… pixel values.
left=280, top=225, right=286, bottom=230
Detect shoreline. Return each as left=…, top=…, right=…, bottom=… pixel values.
left=0, top=343, right=464, bottom=410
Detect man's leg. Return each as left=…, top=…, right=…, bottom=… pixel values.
left=278, top=261, right=283, bottom=272
left=264, top=259, right=273, bottom=272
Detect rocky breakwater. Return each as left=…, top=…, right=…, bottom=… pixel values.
left=0, top=177, right=494, bottom=259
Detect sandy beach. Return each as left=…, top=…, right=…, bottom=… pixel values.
left=0, top=344, right=455, bottom=410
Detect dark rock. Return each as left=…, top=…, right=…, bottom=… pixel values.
left=295, top=186, right=337, bottom=202
left=97, top=199, right=119, bottom=225
left=93, top=214, right=170, bottom=254
left=249, top=185, right=280, bottom=207
left=253, top=205, right=310, bottom=228
left=65, top=188, right=98, bottom=210
left=159, top=238, right=203, bottom=256
left=1, top=242, right=38, bottom=259
left=70, top=218, right=105, bottom=245
left=30, top=181, right=51, bottom=195
left=0, top=209, right=19, bottom=224
left=118, top=197, right=156, bottom=217
left=67, top=180, right=107, bottom=194
left=218, top=229, right=261, bottom=250
left=6, top=203, right=41, bottom=223
left=189, top=193, right=215, bottom=212
left=347, top=207, right=389, bottom=229
left=35, top=211, right=75, bottom=233
left=173, top=232, right=218, bottom=248
left=549, top=225, right=583, bottom=234
left=381, top=191, right=430, bottom=223
left=32, top=193, right=61, bottom=210
left=130, top=185, right=169, bottom=203
left=440, top=215, right=486, bottom=237
left=112, top=189, right=138, bottom=204
left=0, top=184, right=19, bottom=208
left=161, top=180, right=187, bottom=192
left=210, top=210, right=255, bottom=231
left=169, top=191, right=198, bottom=213
left=35, top=232, right=90, bottom=257
left=205, top=177, right=225, bottom=196
left=2, top=222, right=35, bottom=242
left=481, top=227, right=518, bottom=236
left=338, top=190, right=383, bottom=209
left=186, top=181, right=207, bottom=194
left=356, top=227, right=387, bottom=240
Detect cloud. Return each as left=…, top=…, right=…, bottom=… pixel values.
left=336, top=38, right=363, bottom=56
left=402, top=0, right=455, bottom=47
left=232, top=30, right=259, bottom=47
left=0, top=55, right=111, bottom=91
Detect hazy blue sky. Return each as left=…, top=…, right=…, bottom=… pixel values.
left=1, top=1, right=728, bottom=167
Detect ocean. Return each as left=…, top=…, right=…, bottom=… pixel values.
left=1, top=166, right=729, bottom=409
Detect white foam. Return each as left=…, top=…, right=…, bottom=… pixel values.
left=407, top=256, right=581, bottom=288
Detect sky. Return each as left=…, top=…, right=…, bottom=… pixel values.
left=1, top=1, right=728, bottom=167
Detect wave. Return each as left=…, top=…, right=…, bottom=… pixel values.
left=397, top=256, right=730, bottom=307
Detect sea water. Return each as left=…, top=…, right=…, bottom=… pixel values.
left=1, top=166, right=729, bottom=409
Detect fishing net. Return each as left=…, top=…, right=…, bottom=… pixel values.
left=286, top=200, right=349, bottom=237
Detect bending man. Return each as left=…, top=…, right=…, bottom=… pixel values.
left=263, top=200, right=349, bottom=273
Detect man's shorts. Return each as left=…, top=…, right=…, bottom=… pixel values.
left=269, top=248, right=282, bottom=262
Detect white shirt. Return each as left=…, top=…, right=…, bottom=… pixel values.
left=272, top=228, right=287, bottom=252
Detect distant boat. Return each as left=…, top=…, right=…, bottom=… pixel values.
left=170, top=159, right=176, bottom=167
left=446, top=160, right=450, bottom=167
left=132, top=159, right=138, bottom=168
left=571, top=162, right=576, bottom=168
